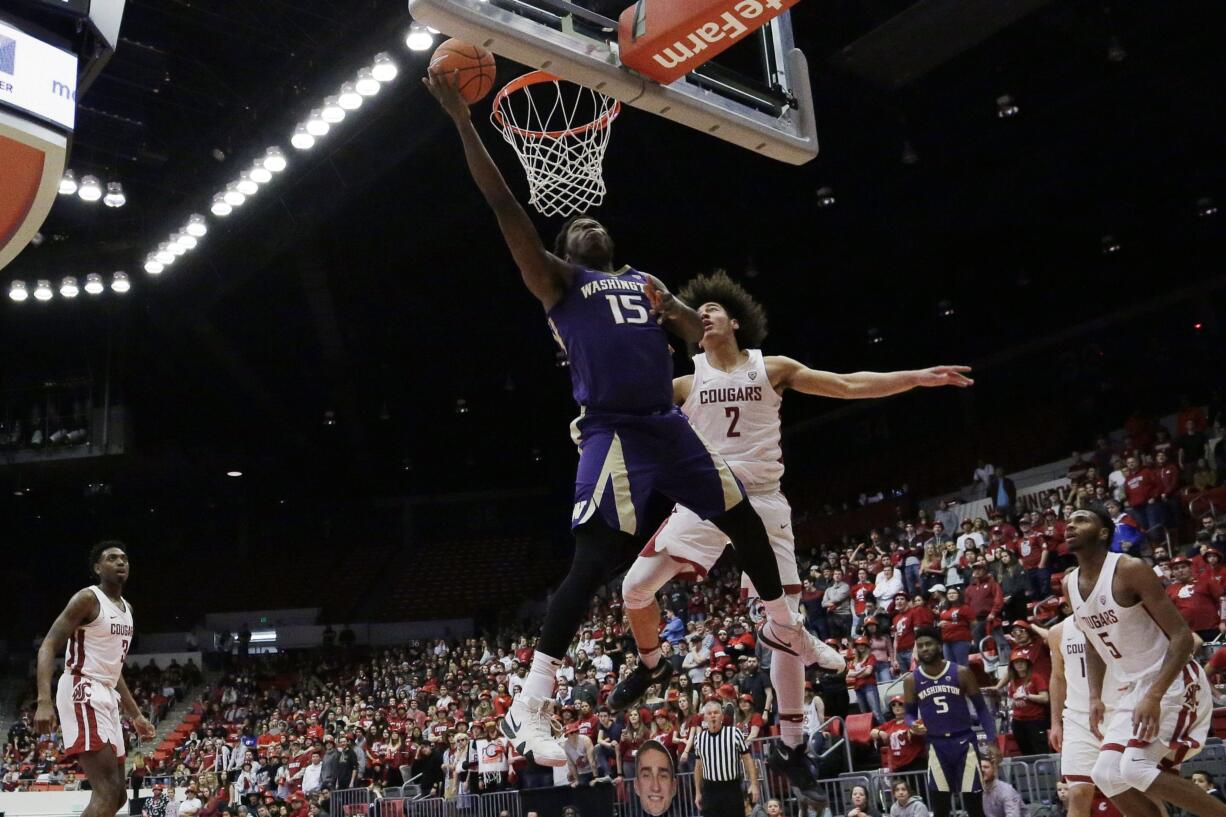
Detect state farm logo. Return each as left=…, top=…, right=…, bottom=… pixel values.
left=0, top=35, right=15, bottom=76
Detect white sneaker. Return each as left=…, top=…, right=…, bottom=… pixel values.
left=759, top=618, right=846, bottom=671
left=499, top=695, right=567, bottom=767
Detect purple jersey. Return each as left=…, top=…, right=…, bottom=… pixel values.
left=914, top=661, right=973, bottom=737
left=547, top=266, right=674, bottom=412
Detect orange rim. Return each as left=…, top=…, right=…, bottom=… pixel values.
left=491, top=70, right=621, bottom=140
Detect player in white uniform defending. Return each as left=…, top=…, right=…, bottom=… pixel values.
left=1063, top=508, right=1223, bottom=817
left=610, top=270, right=973, bottom=799
left=35, top=541, right=155, bottom=817
left=1048, top=619, right=1115, bottom=817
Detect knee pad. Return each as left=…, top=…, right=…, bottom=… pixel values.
left=1090, top=750, right=1130, bottom=798
left=1118, top=747, right=1161, bottom=793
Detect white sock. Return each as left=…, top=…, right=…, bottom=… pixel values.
left=640, top=646, right=661, bottom=669
left=763, top=595, right=800, bottom=628
left=771, top=649, right=807, bottom=749
left=523, top=651, right=561, bottom=700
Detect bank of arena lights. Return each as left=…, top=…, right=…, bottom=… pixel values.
left=57, top=171, right=127, bottom=206
left=290, top=53, right=399, bottom=152
left=8, top=271, right=132, bottom=303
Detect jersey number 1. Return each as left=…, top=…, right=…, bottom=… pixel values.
left=605, top=294, right=649, bottom=325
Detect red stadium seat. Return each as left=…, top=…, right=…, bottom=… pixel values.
left=1211, top=707, right=1226, bottom=740
left=997, top=733, right=1021, bottom=757
left=845, top=713, right=875, bottom=746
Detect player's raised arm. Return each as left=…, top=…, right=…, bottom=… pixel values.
left=423, top=71, right=572, bottom=309
left=644, top=275, right=704, bottom=343
left=1046, top=622, right=1066, bottom=751
left=34, top=589, right=100, bottom=734
left=766, top=358, right=973, bottom=399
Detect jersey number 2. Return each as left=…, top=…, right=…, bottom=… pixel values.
left=605, top=294, right=649, bottom=325
left=725, top=406, right=741, bottom=437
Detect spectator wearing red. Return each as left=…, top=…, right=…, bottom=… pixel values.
left=1002, top=621, right=1051, bottom=685
left=938, top=587, right=974, bottom=667
left=892, top=592, right=918, bottom=674
left=1124, top=455, right=1163, bottom=534
left=847, top=638, right=882, bottom=723
left=1154, top=450, right=1182, bottom=531
left=733, top=696, right=764, bottom=741
left=1015, top=519, right=1051, bottom=602
left=965, top=560, right=1004, bottom=655
left=870, top=697, right=926, bottom=773
left=1193, top=549, right=1226, bottom=585
left=1005, top=655, right=1050, bottom=756
left=850, top=568, right=875, bottom=636
left=1166, top=558, right=1224, bottom=642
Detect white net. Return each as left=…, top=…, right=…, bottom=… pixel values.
left=490, top=72, right=621, bottom=218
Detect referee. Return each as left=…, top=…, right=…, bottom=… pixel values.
left=692, top=700, right=758, bottom=816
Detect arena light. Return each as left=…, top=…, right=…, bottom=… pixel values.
left=103, top=182, right=126, bottom=208
left=167, top=233, right=188, bottom=255
left=264, top=147, right=288, bottom=173
left=58, top=170, right=78, bottom=196
left=223, top=183, right=246, bottom=207
left=176, top=231, right=198, bottom=250
left=111, top=271, right=131, bottom=294
left=60, top=276, right=79, bottom=297
left=1197, top=197, right=1218, bottom=218
left=210, top=194, right=233, bottom=216
left=291, top=124, right=316, bottom=150
left=78, top=175, right=103, bottom=202
left=186, top=214, right=208, bottom=237
left=937, top=299, right=955, bottom=318
left=996, top=94, right=1019, bottom=119
left=235, top=171, right=258, bottom=196
left=305, top=109, right=330, bottom=137
left=155, top=243, right=176, bottom=265
left=405, top=23, right=434, bottom=52
left=8, top=280, right=28, bottom=302
left=1101, top=235, right=1121, bottom=255
left=33, top=280, right=54, bottom=301
left=867, top=327, right=884, bottom=345
left=355, top=67, right=381, bottom=96
left=144, top=257, right=164, bottom=275
left=815, top=186, right=836, bottom=208
left=83, top=274, right=105, bottom=295
left=321, top=96, right=346, bottom=124
left=226, top=470, right=243, bottom=477
left=249, top=161, right=273, bottom=184
left=372, top=52, right=399, bottom=82
left=337, top=82, right=363, bottom=110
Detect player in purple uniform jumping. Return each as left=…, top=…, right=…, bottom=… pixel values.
left=423, top=69, right=830, bottom=778
left=904, top=627, right=996, bottom=817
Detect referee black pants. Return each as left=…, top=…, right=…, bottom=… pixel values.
left=700, top=779, right=743, bottom=817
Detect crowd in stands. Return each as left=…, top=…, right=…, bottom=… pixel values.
left=2, top=403, right=1225, bottom=817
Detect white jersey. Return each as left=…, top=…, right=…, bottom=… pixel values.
left=681, top=350, right=783, bottom=489
left=64, top=586, right=133, bottom=688
left=1068, top=552, right=1168, bottom=682
left=1059, top=621, right=1092, bottom=716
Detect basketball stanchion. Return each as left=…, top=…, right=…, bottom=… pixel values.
left=490, top=71, right=620, bottom=217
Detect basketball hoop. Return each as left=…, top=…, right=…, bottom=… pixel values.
left=490, top=71, right=621, bottom=218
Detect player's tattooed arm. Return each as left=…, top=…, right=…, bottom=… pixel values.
left=765, top=359, right=973, bottom=398
left=34, top=589, right=99, bottom=733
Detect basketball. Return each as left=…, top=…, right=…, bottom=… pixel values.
left=429, top=38, right=497, bottom=104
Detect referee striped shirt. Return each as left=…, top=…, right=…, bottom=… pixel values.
left=692, top=725, right=749, bottom=782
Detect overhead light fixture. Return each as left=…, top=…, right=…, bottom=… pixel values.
left=155, top=243, right=176, bottom=265
left=405, top=23, right=434, bottom=52
left=144, top=257, right=164, bottom=275
left=815, top=186, right=836, bottom=208
left=226, top=470, right=243, bottom=478
left=78, top=174, right=103, bottom=202
left=263, top=146, right=288, bottom=173
left=305, top=109, right=330, bottom=137
left=33, top=279, right=53, bottom=301
left=355, top=67, right=381, bottom=96
left=176, top=231, right=198, bottom=250
left=1197, top=197, right=1218, bottom=218
left=1106, top=34, right=1126, bottom=63
left=321, top=96, right=346, bottom=124
left=867, top=327, right=884, bottom=345
left=58, top=169, right=78, bottom=195
left=372, top=52, right=399, bottom=82
left=250, top=160, right=273, bottom=184
left=291, top=124, right=316, bottom=150
left=103, top=181, right=126, bottom=207
left=996, top=94, right=1019, bottom=119
left=111, top=271, right=130, bottom=293
left=937, top=299, right=955, bottom=317
left=901, top=140, right=919, bottom=165
left=84, top=273, right=105, bottom=295
left=1101, top=235, right=1121, bottom=255
left=60, top=276, right=80, bottom=297
left=210, top=193, right=233, bottom=216
left=186, top=214, right=208, bottom=237
left=223, top=182, right=246, bottom=207
left=9, top=280, right=29, bottom=301
left=236, top=171, right=259, bottom=196
left=337, top=82, right=363, bottom=110
left=167, top=233, right=188, bottom=255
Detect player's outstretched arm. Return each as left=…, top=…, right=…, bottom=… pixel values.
left=34, top=589, right=99, bottom=735
left=765, top=358, right=973, bottom=398
left=422, top=70, right=572, bottom=309
left=643, top=276, right=703, bottom=343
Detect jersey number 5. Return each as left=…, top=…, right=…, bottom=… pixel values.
left=605, top=294, right=649, bottom=325
left=1097, top=633, right=1122, bottom=659
left=933, top=697, right=950, bottom=714
left=725, top=406, right=741, bottom=437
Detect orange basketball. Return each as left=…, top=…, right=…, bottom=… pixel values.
left=429, top=38, right=497, bottom=104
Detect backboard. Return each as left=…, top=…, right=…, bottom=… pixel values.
left=407, top=0, right=818, bottom=165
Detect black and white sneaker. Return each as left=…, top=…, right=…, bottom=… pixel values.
left=499, top=695, right=567, bottom=767
left=767, top=741, right=826, bottom=804
left=607, top=659, right=674, bottom=712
